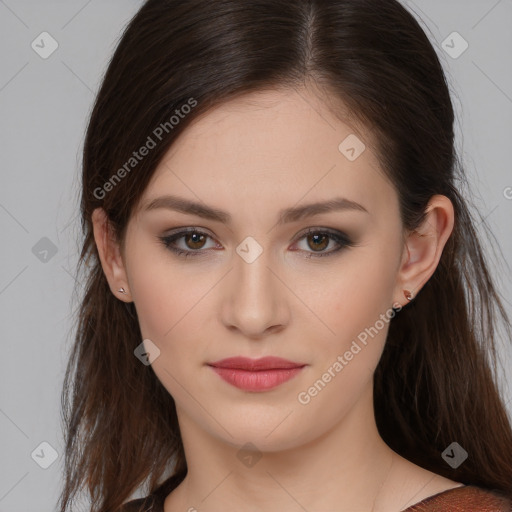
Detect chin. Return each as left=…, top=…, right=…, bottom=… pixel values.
left=210, top=419, right=312, bottom=454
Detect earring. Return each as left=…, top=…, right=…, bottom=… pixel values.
left=118, top=287, right=127, bottom=294
left=404, top=289, right=414, bottom=301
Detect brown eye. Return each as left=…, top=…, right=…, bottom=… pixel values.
left=159, top=229, right=218, bottom=257
left=293, top=228, right=354, bottom=258
left=184, top=232, right=207, bottom=250
left=306, top=233, right=329, bottom=252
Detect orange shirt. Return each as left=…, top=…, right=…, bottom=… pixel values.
left=119, top=484, right=512, bottom=511
left=401, top=485, right=511, bottom=511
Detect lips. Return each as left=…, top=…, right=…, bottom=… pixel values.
left=207, top=357, right=306, bottom=391
left=208, top=356, right=305, bottom=371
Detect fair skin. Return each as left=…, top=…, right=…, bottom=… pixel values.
left=93, top=86, right=459, bottom=512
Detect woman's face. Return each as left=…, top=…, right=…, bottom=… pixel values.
left=121, top=87, right=407, bottom=450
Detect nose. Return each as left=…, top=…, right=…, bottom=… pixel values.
left=220, top=245, right=289, bottom=339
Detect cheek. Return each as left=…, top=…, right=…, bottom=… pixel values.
left=127, top=243, right=203, bottom=342
left=129, top=260, right=215, bottom=404
left=294, top=243, right=400, bottom=391
left=296, top=244, right=398, bottom=343
left=291, top=277, right=396, bottom=433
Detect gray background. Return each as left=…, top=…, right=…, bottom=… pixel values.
left=0, top=1, right=511, bottom=511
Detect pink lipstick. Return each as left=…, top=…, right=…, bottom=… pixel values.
left=207, top=356, right=306, bottom=391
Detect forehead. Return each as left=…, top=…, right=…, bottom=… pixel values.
left=139, top=87, right=397, bottom=221
left=162, top=87, right=373, bottom=166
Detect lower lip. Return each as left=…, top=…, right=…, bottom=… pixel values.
left=209, top=366, right=305, bottom=391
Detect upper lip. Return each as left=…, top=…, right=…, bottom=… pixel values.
left=207, top=356, right=306, bottom=371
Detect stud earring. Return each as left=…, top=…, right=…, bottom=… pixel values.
left=404, top=289, right=414, bottom=301
left=118, top=287, right=127, bottom=294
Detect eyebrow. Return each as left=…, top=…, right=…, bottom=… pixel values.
left=141, top=194, right=368, bottom=225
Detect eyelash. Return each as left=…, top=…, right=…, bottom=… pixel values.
left=158, top=227, right=355, bottom=259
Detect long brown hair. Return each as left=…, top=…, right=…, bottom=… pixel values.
left=59, top=0, right=512, bottom=510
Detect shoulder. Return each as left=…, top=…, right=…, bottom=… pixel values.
left=404, top=485, right=512, bottom=511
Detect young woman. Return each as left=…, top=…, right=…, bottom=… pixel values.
left=59, top=1, right=512, bottom=511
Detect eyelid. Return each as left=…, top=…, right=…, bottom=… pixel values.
left=289, top=227, right=354, bottom=257
left=159, top=227, right=220, bottom=256
left=293, top=226, right=352, bottom=243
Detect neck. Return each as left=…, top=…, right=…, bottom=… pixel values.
left=165, top=385, right=410, bottom=512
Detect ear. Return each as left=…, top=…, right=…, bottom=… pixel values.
left=393, top=195, right=454, bottom=308
left=91, top=207, right=132, bottom=302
